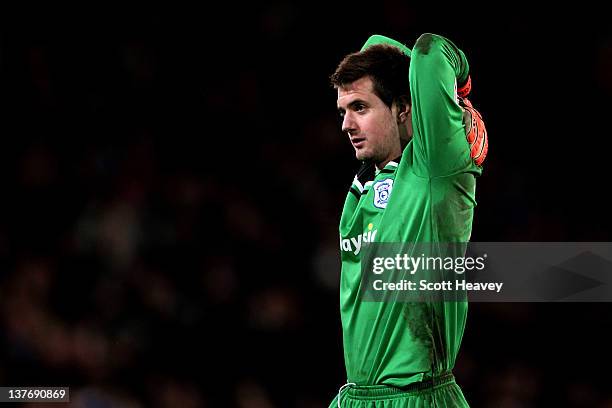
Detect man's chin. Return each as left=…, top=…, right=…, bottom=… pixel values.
left=354, top=149, right=371, bottom=161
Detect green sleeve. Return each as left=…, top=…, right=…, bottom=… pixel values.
left=409, top=33, right=474, bottom=177
left=361, top=34, right=412, bottom=57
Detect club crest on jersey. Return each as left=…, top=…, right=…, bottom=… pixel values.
left=373, top=178, right=393, bottom=209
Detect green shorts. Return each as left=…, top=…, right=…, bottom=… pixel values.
left=329, top=373, right=469, bottom=408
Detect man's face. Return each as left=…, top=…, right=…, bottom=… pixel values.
left=337, top=76, right=401, bottom=165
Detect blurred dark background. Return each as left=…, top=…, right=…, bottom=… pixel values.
left=1, top=4, right=611, bottom=407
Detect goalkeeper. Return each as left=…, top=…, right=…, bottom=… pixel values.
left=329, top=33, right=487, bottom=407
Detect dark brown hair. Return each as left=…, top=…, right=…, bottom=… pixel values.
left=330, top=44, right=410, bottom=108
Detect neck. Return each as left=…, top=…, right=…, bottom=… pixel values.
left=375, top=159, right=391, bottom=171
left=375, top=154, right=400, bottom=170
left=376, top=124, right=410, bottom=170
left=375, top=145, right=403, bottom=170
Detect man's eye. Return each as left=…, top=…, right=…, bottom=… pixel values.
left=338, top=111, right=345, bottom=118
left=354, top=104, right=365, bottom=112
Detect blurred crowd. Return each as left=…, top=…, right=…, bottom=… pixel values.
left=1, top=4, right=612, bottom=407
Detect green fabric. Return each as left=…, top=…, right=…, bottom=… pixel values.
left=337, top=33, right=481, bottom=401
left=361, top=34, right=412, bottom=57
left=328, top=379, right=469, bottom=408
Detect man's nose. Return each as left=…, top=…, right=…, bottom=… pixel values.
left=342, top=112, right=357, bottom=135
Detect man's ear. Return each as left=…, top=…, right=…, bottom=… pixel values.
left=396, top=95, right=411, bottom=123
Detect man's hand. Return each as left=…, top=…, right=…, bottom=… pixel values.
left=460, top=97, right=488, bottom=166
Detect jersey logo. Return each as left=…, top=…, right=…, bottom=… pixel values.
left=340, top=229, right=377, bottom=255
left=373, top=178, right=394, bottom=209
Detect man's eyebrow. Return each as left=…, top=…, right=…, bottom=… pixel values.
left=337, top=99, right=367, bottom=112
left=347, top=99, right=367, bottom=109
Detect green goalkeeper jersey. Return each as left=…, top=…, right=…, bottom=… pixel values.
left=338, top=33, right=483, bottom=387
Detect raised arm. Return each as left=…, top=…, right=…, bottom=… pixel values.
left=409, top=33, right=478, bottom=177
